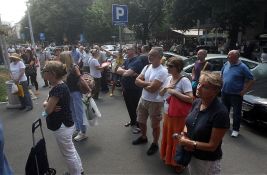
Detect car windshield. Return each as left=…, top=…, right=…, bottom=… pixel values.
left=184, top=56, right=198, bottom=67
left=241, top=60, right=258, bottom=69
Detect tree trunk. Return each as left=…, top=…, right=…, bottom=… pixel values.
left=142, top=23, right=149, bottom=45
left=228, top=25, right=239, bottom=50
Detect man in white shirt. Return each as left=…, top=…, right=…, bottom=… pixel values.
left=134, top=47, right=168, bottom=155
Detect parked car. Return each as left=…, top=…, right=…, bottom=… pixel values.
left=242, top=78, right=267, bottom=126
left=182, top=54, right=265, bottom=80
left=102, top=45, right=117, bottom=51
left=163, top=51, right=190, bottom=66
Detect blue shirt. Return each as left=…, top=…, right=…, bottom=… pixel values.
left=221, top=61, right=254, bottom=94
left=71, top=50, right=80, bottom=64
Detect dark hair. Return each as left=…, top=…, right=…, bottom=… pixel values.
left=168, top=56, right=184, bottom=73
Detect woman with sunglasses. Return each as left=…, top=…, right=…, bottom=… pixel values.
left=159, top=56, right=193, bottom=173
left=177, top=71, right=230, bottom=175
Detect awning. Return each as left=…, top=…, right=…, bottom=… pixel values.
left=172, top=29, right=203, bottom=36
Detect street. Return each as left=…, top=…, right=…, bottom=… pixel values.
left=1, top=85, right=267, bottom=174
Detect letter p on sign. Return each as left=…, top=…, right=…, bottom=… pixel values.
left=112, top=4, right=128, bottom=25
left=116, top=7, right=124, bottom=20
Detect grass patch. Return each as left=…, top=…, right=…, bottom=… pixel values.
left=0, top=67, right=9, bottom=102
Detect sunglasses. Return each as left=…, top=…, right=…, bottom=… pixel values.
left=167, top=64, right=175, bottom=68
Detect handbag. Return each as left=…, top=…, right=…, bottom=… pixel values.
left=78, top=76, right=91, bottom=94
left=17, top=84, right=24, bottom=97
left=11, top=83, right=18, bottom=94
left=175, top=145, right=192, bottom=166
left=166, top=76, right=192, bottom=117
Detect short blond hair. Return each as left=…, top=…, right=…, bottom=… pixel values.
left=44, top=61, right=67, bottom=79
left=200, top=71, right=222, bottom=90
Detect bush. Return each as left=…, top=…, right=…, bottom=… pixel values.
left=0, top=67, right=9, bottom=102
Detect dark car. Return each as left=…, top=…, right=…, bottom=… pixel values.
left=242, top=79, right=267, bottom=126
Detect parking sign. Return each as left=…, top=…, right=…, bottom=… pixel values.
left=112, top=4, right=128, bottom=26
left=39, top=33, right=45, bottom=41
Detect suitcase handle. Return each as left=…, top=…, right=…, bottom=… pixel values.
left=32, top=118, right=42, bottom=134
left=32, top=118, right=44, bottom=146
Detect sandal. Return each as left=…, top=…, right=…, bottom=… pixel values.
left=175, top=165, right=185, bottom=174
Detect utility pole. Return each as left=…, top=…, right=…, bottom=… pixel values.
left=26, top=1, right=35, bottom=49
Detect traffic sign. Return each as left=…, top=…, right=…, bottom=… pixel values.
left=39, top=33, right=45, bottom=41
left=112, top=4, right=128, bottom=26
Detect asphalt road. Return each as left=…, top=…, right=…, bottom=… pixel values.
left=1, top=84, right=267, bottom=175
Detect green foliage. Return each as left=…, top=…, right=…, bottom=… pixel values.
left=0, top=68, right=9, bottom=102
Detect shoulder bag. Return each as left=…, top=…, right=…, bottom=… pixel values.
left=166, top=76, right=192, bottom=117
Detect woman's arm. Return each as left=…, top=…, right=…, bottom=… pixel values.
left=44, top=96, right=60, bottom=115
left=179, top=128, right=228, bottom=152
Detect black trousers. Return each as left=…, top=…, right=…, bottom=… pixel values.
left=123, top=89, right=142, bottom=126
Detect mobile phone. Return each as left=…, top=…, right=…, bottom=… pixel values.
left=172, top=133, right=181, bottom=139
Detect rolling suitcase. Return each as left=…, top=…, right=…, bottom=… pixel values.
left=25, top=118, right=56, bottom=175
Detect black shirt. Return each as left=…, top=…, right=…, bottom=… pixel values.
left=46, top=83, right=74, bottom=131
left=66, top=65, right=80, bottom=92
left=121, top=56, right=142, bottom=91
left=186, top=98, right=230, bottom=161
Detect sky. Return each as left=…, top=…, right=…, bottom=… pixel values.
left=0, top=0, right=27, bottom=25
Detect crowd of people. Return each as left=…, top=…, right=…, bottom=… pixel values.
left=3, top=42, right=255, bottom=174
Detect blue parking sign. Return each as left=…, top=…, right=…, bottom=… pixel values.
left=112, top=4, right=128, bottom=26
left=40, top=33, right=45, bottom=41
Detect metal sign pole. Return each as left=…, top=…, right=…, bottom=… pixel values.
left=119, top=26, right=122, bottom=49
left=26, top=2, right=35, bottom=49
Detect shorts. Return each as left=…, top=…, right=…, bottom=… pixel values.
left=137, top=98, right=163, bottom=128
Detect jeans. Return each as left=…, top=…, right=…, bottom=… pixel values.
left=221, top=92, right=243, bottom=131
left=70, top=91, right=86, bottom=133
left=0, top=123, right=13, bottom=175
left=19, top=81, right=33, bottom=108
left=53, top=124, right=83, bottom=175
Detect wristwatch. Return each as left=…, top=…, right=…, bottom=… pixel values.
left=193, top=141, right=197, bottom=150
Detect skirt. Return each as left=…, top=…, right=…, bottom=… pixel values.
left=160, top=113, right=186, bottom=166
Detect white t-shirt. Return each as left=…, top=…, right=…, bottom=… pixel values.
left=89, top=58, right=101, bottom=78
left=10, top=61, right=27, bottom=82
left=141, top=64, right=168, bottom=102
left=162, top=76, right=192, bottom=113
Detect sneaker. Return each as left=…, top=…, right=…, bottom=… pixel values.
left=72, top=130, right=79, bottom=138
left=132, top=126, right=141, bottom=134
left=231, top=130, right=239, bottom=137
left=109, top=93, right=113, bottom=97
left=74, top=132, right=88, bottom=141
left=147, top=143, right=159, bottom=155
left=132, top=136, right=148, bottom=145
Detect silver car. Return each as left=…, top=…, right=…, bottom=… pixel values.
left=182, top=54, right=265, bottom=79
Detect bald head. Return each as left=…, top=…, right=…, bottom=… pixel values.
left=197, top=49, right=207, bottom=61
left=228, top=50, right=240, bottom=64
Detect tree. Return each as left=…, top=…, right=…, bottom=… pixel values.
left=126, top=0, right=166, bottom=44
left=168, top=0, right=257, bottom=48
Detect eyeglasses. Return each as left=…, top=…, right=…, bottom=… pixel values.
left=167, top=64, right=175, bottom=68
